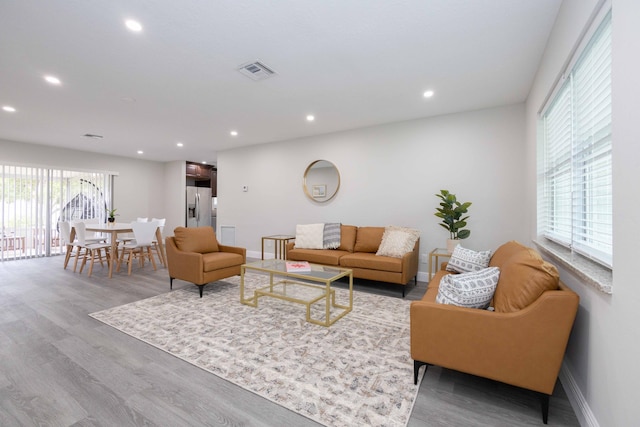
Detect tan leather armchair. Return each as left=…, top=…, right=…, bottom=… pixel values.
left=410, top=241, right=579, bottom=424
left=165, top=226, right=246, bottom=297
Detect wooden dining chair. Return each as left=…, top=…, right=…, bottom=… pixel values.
left=59, top=221, right=82, bottom=271
left=117, top=221, right=158, bottom=275
left=150, top=217, right=166, bottom=266
left=74, top=222, right=112, bottom=277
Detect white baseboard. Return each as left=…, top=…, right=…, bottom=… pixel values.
left=246, top=250, right=264, bottom=260
left=559, top=360, right=599, bottom=427
left=416, top=271, right=429, bottom=283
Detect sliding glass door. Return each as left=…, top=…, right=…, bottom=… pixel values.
left=0, top=164, right=113, bottom=261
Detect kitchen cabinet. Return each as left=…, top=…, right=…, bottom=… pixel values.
left=210, top=169, right=217, bottom=196
left=186, top=162, right=217, bottom=192
left=186, top=162, right=211, bottom=178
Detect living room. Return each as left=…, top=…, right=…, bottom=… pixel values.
left=1, top=0, right=638, bottom=426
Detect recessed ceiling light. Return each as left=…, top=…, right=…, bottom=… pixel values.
left=125, top=19, right=143, bottom=32
left=2, top=106, right=16, bottom=113
left=201, top=161, right=207, bottom=164
left=306, top=115, right=315, bottom=122
left=230, top=130, right=238, bottom=136
left=44, top=75, right=61, bottom=85
left=423, top=90, right=435, bottom=98
left=137, top=150, right=143, bottom=154
left=44, top=76, right=62, bottom=86
left=176, top=142, right=184, bottom=147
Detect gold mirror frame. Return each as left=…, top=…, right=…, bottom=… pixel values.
left=303, top=160, right=340, bottom=202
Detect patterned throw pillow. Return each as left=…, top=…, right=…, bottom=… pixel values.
left=323, top=223, right=341, bottom=249
left=436, top=267, right=501, bottom=309
left=446, top=245, right=492, bottom=273
left=295, top=223, right=325, bottom=249
left=376, top=226, right=420, bottom=258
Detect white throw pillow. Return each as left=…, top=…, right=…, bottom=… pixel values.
left=294, top=223, right=325, bottom=249
left=436, top=267, right=500, bottom=309
left=376, top=226, right=420, bottom=258
left=446, top=245, right=492, bottom=273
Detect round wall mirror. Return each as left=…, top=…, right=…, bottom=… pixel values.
left=303, top=160, right=340, bottom=202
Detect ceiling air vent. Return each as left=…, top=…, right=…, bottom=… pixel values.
left=83, top=133, right=104, bottom=139
left=237, top=60, right=276, bottom=81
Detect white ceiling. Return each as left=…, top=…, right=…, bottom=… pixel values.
left=0, top=0, right=562, bottom=164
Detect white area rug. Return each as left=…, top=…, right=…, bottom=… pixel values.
left=89, top=274, right=421, bottom=427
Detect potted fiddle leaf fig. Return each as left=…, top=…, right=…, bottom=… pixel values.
left=434, top=189, right=471, bottom=253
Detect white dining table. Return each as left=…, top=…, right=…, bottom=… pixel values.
left=70, top=222, right=166, bottom=278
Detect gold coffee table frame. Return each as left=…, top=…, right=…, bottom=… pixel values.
left=240, top=259, right=353, bottom=327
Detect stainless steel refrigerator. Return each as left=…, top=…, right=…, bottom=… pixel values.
left=186, top=186, right=212, bottom=227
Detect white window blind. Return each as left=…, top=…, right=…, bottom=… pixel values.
left=539, top=10, right=612, bottom=268
left=0, top=165, right=113, bottom=261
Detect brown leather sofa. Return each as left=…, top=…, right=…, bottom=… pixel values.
left=410, top=241, right=579, bottom=424
left=286, top=225, right=419, bottom=296
left=165, top=226, right=246, bottom=297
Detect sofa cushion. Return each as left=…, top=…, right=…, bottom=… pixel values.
left=353, top=226, right=385, bottom=253
left=436, top=267, right=500, bottom=309
left=489, top=240, right=528, bottom=268
left=173, top=226, right=218, bottom=253
left=339, top=252, right=403, bottom=273
left=288, top=248, right=347, bottom=266
left=493, top=248, right=560, bottom=313
left=323, top=222, right=341, bottom=249
left=339, top=225, right=357, bottom=252
left=202, top=252, right=244, bottom=272
left=446, top=245, right=492, bottom=273
left=295, top=223, right=325, bottom=249
left=376, top=226, right=420, bottom=258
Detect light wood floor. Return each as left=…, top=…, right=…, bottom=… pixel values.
left=0, top=256, right=580, bottom=426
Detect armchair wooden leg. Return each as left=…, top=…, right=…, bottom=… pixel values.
left=73, top=247, right=84, bottom=272
left=116, top=247, right=125, bottom=273
left=64, top=244, right=73, bottom=269
left=88, top=249, right=96, bottom=277
left=128, top=250, right=134, bottom=275
left=147, top=247, right=157, bottom=270
left=540, top=393, right=550, bottom=424
left=198, top=285, right=204, bottom=298
left=79, top=249, right=89, bottom=274
left=169, top=277, right=174, bottom=290
left=413, top=360, right=429, bottom=385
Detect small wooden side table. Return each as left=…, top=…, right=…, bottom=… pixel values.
left=428, top=248, right=452, bottom=280
left=261, top=235, right=296, bottom=260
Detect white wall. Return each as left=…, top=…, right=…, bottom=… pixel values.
left=525, top=0, right=640, bottom=425
left=0, top=139, right=184, bottom=232
left=217, top=103, right=527, bottom=275
left=163, top=161, right=188, bottom=235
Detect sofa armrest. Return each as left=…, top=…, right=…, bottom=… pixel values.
left=218, top=244, right=247, bottom=262
left=165, top=237, right=205, bottom=284
left=410, top=288, right=578, bottom=394
left=400, top=239, right=420, bottom=283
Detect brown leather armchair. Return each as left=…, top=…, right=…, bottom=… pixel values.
left=410, top=241, right=579, bottom=424
left=165, top=226, right=246, bottom=297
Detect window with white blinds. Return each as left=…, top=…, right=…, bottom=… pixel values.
left=0, top=164, right=113, bottom=261
left=539, top=10, right=612, bottom=268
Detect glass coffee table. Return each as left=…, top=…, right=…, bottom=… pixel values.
left=240, top=259, right=353, bottom=327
